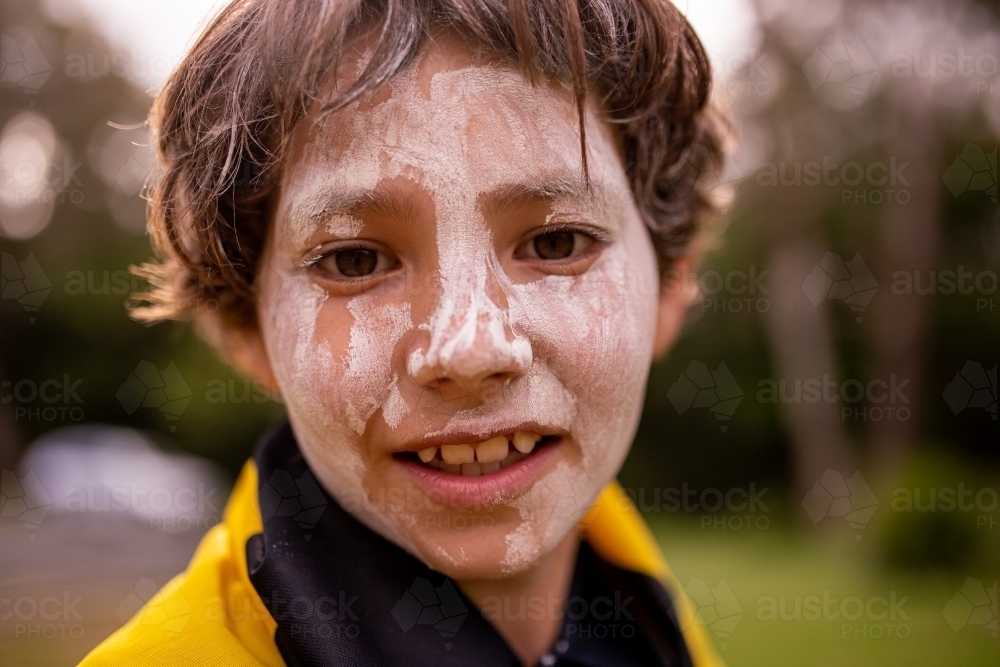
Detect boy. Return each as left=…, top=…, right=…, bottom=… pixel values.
left=81, top=0, right=726, bottom=665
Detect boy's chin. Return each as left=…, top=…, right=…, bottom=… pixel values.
left=406, top=519, right=571, bottom=582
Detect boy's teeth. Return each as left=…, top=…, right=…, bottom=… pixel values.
left=476, top=436, right=509, bottom=463
left=513, top=431, right=541, bottom=454
left=499, top=450, right=522, bottom=469
left=440, top=444, right=475, bottom=464
left=417, top=433, right=542, bottom=475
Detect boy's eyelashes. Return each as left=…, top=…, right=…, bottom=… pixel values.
left=515, top=225, right=607, bottom=265
left=510, top=224, right=610, bottom=277
left=302, top=242, right=400, bottom=285
left=300, top=224, right=608, bottom=286
left=317, top=246, right=397, bottom=279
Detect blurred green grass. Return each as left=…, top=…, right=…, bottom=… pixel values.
left=650, top=515, right=998, bottom=666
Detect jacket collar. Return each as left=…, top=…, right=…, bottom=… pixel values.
left=244, top=423, right=703, bottom=667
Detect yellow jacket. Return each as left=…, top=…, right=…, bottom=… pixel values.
left=79, top=460, right=723, bottom=666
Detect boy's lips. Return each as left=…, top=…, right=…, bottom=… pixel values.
left=393, top=422, right=562, bottom=452
left=393, top=431, right=564, bottom=509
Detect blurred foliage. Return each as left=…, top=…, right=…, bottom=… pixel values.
left=651, top=517, right=999, bottom=666
left=623, top=0, right=1000, bottom=546
left=0, top=0, right=282, bottom=473
left=874, top=449, right=1000, bottom=570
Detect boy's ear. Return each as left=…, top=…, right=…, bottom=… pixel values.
left=652, top=254, right=698, bottom=360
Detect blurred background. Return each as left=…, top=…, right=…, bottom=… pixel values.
left=0, top=0, right=997, bottom=664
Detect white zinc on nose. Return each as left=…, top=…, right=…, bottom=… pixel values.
left=395, top=69, right=538, bottom=388
left=407, top=239, right=532, bottom=384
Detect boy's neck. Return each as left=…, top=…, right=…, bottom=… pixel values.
left=457, top=531, right=580, bottom=667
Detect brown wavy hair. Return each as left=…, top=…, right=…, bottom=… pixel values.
left=133, top=0, right=728, bottom=331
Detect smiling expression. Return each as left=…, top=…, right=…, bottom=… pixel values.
left=253, top=33, right=664, bottom=579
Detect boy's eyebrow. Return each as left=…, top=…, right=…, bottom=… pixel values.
left=479, top=176, right=590, bottom=217
left=289, top=175, right=589, bottom=229
left=289, top=186, right=416, bottom=229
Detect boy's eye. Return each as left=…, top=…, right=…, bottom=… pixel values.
left=334, top=248, right=377, bottom=276
left=523, top=229, right=597, bottom=262
left=533, top=231, right=576, bottom=260
left=313, top=246, right=396, bottom=280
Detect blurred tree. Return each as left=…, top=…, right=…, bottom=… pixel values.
left=626, top=0, right=999, bottom=535
left=0, top=0, right=281, bottom=473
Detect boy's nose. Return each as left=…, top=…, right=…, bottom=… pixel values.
left=406, top=289, right=532, bottom=404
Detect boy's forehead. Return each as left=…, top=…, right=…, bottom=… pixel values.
left=276, top=32, right=627, bottom=242
left=294, top=64, right=582, bottom=175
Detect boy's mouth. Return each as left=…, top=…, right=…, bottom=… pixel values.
left=394, top=429, right=565, bottom=508
left=397, top=431, right=557, bottom=477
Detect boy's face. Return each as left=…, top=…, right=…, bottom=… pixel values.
left=249, top=33, right=687, bottom=579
